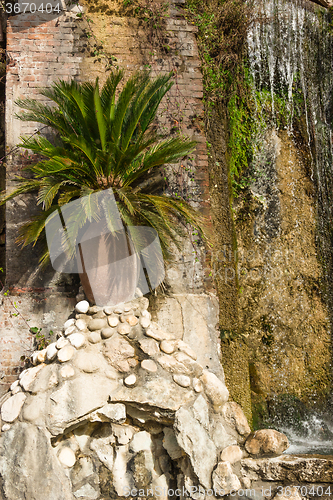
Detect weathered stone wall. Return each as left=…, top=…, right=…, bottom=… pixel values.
left=233, top=129, right=331, bottom=423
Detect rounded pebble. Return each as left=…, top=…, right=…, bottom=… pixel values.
left=126, top=315, right=139, bottom=326
left=31, top=352, right=39, bottom=365
left=56, top=337, right=69, bottom=349
left=75, top=319, right=87, bottom=331
left=108, top=316, right=119, bottom=328
left=140, top=317, right=151, bottom=329
left=60, top=365, right=75, bottom=378
left=124, top=304, right=132, bottom=312
left=104, top=306, right=114, bottom=315
left=46, top=343, right=58, bottom=361
left=88, top=318, right=107, bottom=331
left=124, top=374, right=137, bottom=387
left=160, top=340, right=177, bottom=354
left=37, top=349, right=47, bottom=363
left=2, top=424, right=11, bottom=432
left=118, top=323, right=131, bottom=335
left=64, top=325, right=76, bottom=337
left=10, top=380, right=19, bottom=391
left=75, top=301, right=89, bottom=314
left=141, top=360, right=157, bottom=372
left=88, top=331, right=101, bottom=344
left=173, top=374, right=191, bottom=388
left=141, top=310, right=150, bottom=318
left=57, top=345, right=76, bottom=363
left=101, top=327, right=115, bottom=339
left=88, top=306, right=102, bottom=314
left=58, top=447, right=76, bottom=467
left=64, top=318, right=75, bottom=330
left=193, top=378, right=203, bottom=393
left=68, top=333, right=86, bottom=349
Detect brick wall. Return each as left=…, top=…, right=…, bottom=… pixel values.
left=1, top=0, right=211, bottom=393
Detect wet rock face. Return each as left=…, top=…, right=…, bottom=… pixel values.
left=0, top=296, right=288, bottom=499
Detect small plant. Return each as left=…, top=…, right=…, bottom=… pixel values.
left=29, top=327, right=52, bottom=350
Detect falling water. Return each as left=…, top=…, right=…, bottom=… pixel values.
left=247, top=0, right=333, bottom=453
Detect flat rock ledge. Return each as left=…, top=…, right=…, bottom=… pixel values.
left=0, top=296, right=306, bottom=500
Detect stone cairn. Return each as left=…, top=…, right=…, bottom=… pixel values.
left=0, top=295, right=290, bottom=500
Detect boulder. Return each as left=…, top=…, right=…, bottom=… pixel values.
left=1, top=393, right=26, bottom=423
left=200, top=370, right=229, bottom=410
left=245, top=429, right=289, bottom=456
left=174, top=405, right=217, bottom=489
left=212, top=461, right=242, bottom=495
left=0, top=422, right=73, bottom=499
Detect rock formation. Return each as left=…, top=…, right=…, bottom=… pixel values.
left=0, top=294, right=303, bottom=500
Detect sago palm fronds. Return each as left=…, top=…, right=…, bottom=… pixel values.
left=0, top=70, right=211, bottom=266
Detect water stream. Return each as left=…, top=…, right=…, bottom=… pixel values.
left=247, top=0, right=333, bottom=453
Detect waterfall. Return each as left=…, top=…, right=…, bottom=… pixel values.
left=246, top=0, right=333, bottom=452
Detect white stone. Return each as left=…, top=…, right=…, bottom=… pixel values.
left=88, top=318, right=107, bottom=331
left=140, top=316, right=151, bottom=328
left=10, top=380, right=19, bottom=392
left=31, top=352, right=39, bottom=365
left=200, top=370, right=229, bottom=409
left=20, top=364, right=45, bottom=391
left=101, top=327, right=115, bottom=339
left=139, top=338, right=160, bottom=356
left=74, top=483, right=99, bottom=499
left=212, top=461, right=242, bottom=495
left=104, top=306, right=114, bottom=315
left=157, top=355, right=190, bottom=375
left=193, top=378, right=203, bottom=392
left=108, top=315, right=119, bottom=327
left=117, top=323, right=131, bottom=335
left=75, top=300, right=89, bottom=314
left=124, top=374, right=136, bottom=387
left=1, top=424, right=11, bottom=432
left=112, top=444, right=132, bottom=495
left=37, top=349, right=47, bottom=363
left=88, top=403, right=126, bottom=423
left=11, top=385, right=22, bottom=395
left=163, top=427, right=183, bottom=459
left=88, top=331, right=101, bottom=343
left=145, top=323, right=175, bottom=341
left=64, top=318, right=75, bottom=330
left=64, top=325, right=76, bottom=336
left=58, top=447, right=76, bottom=467
left=160, top=340, right=177, bottom=354
left=56, top=337, right=69, bottom=349
left=220, top=445, right=243, bottom=464
left=68, top=333, right=86, bottom=349
left=57, top=345, right=76, bottom=363
left=112, top=424, right=135, bottom=445
left=141, top=359, right=158, bottom=372
left=46, top=343, right=58, bottom=361
left=60, top=365, right=75, bottom=378
left=1, top=393, right=26, bottom=423
left=129, top=431, right=152, bottom=452
left=75, top=319, right=87, bottom=331
left=173, top=374, right=191, bottom=388
left=175, top=405, right=217, bottom=489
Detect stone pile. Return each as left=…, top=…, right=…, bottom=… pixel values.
left=0, top=296, right=293, bottom=500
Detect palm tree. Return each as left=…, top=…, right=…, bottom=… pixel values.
left=0, top=70, right=210, bottom=271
